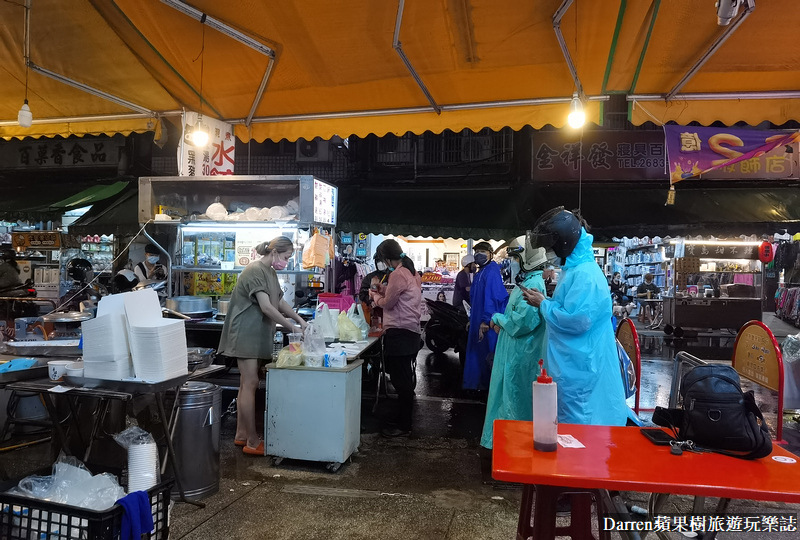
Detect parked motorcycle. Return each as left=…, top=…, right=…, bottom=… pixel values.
left=424, top=299, right=469, bottom=367
left=0, top=282, right=39, bottom=326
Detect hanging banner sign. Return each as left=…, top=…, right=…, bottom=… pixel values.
left=664, top=125, right=800, bottom=184
left=532, top=131, right=666, bottom=181
left=178, top=111, right=236, bottom=176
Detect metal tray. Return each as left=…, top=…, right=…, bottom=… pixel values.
left=0, top=366, right=48, bottom=384
left=4, top=341, right=82, bottom=357
left=62, top=374, right=190, bottom=394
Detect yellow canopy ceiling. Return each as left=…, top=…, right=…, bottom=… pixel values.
left=0, top=0, right=798, bottom=142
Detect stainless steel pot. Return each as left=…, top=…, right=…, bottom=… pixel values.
left=166, top=296, right=212, bottom=316
left=218, top=299, right=230, bottom=315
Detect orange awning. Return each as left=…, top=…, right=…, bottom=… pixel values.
left=1, top=1, right=799, bottom=142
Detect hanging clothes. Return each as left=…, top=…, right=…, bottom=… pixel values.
left=463, top=261, right=509, bottom=391
left=480, top=270, right=547, bottom=449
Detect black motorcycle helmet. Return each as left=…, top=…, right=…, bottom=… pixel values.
left=67, top=258, right=94, bottom=284
left=529, top=207, right=583, bottom=265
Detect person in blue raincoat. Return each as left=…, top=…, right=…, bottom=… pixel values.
left=480, top=239, right=548, bottom=449
left=463, top=242, right=509, bottom=391
left=522, top=208, right=629, bottom=426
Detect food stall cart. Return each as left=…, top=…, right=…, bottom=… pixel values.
left=264, top=338, right=378, bottom=472
left=663, top=296, right=763, bottom=336
left=139, top=175, right=339, bottom=347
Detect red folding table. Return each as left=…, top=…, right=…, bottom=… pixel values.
left=493, top=420, right=800, bottom=540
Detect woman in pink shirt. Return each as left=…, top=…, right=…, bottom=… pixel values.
left=370, top=239, right=422, bottom=438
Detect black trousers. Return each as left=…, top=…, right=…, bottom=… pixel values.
left=383, top=328, right=419, bottom=432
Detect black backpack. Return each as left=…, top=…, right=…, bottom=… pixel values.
left=654, top=364, right=772, bottom=459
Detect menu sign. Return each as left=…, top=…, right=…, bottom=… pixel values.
left=733, top=322, right=781, bottom=392
left=234, top=230, right=262, bottom=267
left=13, top=232, right=61, bottom=250
left=313, top=179, right=338, bottom=225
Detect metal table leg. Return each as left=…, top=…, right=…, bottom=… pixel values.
left=155, top=391, right=204, bottom=508
left=83, top=398, right=109, bottom=463
left=40, top=393, right=71, bottom=456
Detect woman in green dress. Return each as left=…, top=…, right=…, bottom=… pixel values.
left=480, top=240, right=548, bottom=449
left=219, top=236, right=308, bottom=455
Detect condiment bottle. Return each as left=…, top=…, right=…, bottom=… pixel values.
left=533, top=359, right=558, bottom=452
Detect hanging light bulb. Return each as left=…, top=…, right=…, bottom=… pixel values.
left=191, top=114, right=209, bottom=147
left=18, top=99, right=32, bottom=128
left=567, top=94, right=585, bottom=129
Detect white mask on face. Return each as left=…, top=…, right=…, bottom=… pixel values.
left=545, top=249, right=560, bottom=266
left=147, top=255, right=160, bottom=264
left=376, top=261, right=387, bottom=271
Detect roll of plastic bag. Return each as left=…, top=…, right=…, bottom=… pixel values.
left=244, top=207, right=261, bottom=221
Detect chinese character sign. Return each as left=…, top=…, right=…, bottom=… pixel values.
left=179, top=111, right=235, bottom=176
left=532, top=131, right=666, bottom=181
left=665, top=125, right=800, bottom=184
left=0, top=139, right=118, bottom=170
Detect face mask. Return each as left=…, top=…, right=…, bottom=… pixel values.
left=376, top=261, right=387, bottom=271
left=510, top=259, right=520, bottom=276
left=474, top=253, right=489, bottom=266
left=272, top=258, right=288, bottom=271
left=147, top=256, right=159, bottom=264
left=545, top=250, right=560, bottom=266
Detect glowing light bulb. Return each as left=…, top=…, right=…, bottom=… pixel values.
left=191, top=118, right=208, bottom=147
left=18, top=99, right=32, bottom=128
left=567, top=94, right=585, bottom=129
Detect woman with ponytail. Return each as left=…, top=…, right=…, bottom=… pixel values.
left=369, top=239, right=422, bottom=437
left=219, top=236, right=308, bottom=455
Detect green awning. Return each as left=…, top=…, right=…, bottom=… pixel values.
left=48, top=181, right=129, bottom=210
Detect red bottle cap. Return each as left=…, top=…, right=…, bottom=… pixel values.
left=537, top=359, right=552, bottom=384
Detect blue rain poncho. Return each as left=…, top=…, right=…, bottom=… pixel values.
left=463, top=261, right=508, bottom=390
left=539, top=229, right=629, bottom=426
left=480, top=270, right=547, bottom=448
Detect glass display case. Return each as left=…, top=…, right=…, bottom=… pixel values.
left=138, top=176, right=338, bottom=298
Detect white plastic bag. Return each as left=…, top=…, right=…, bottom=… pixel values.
left=303, top=322, right=327, bottom=367
left=9, top=454, right=125, bottom=511
left=314, top=303, right=336, bottom=341
left=347, top=303, right=370, bottom=340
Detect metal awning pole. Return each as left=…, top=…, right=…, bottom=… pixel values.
left=553, top=0, right=585, bottom=102
left=142, top=228, right=172, bottom=298
left=237, top=95, right=610, bottom=124
left=628, top=90, right=800, bottom=102
left=393, top=0, right=441, bottom=114
left=0, top=111, right=182, bottom=127
left=666, top=0, right=755, bottom=100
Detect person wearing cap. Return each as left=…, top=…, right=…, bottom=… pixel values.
left=134, top=244, right=167, bottom=282
left=480, top=238, right=548, bottom=449
left=463, top=242, right=509, bottom=392
left=522, top=207, right=629, bottom=426
left=452, top=254, right=475, bottom=311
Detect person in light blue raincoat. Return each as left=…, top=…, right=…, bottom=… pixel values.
left=480, top=239, right=548, bottom=449
left=522, top=208, right=629, bottom=426
left=463, top=242, right=509, bottom=391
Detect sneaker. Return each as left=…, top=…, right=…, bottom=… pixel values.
left=381, top=428, right=410, bottom=438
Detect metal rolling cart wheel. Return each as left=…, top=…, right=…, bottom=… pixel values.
left=326, top=462, right=342, bottom=473
left=272, top=456, right=284, bottom=467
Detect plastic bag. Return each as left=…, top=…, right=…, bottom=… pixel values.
left=347, top=303, right=369, bottom=340
left=338, top=311, right=361, bottom=342
left=114, top=426, right=160, bottom=493
left=303, top=322, right=327, bottom=367
left=302, top=233, right=333, bottom=269
left=8, top=453, right=125, bottom=511
left=277, top=346, right=303, bottom=367
left=314, top=303, right=336, bottom=341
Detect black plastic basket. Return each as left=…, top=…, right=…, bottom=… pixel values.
left=0, top=476, right=172, bottom=540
